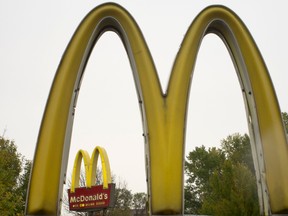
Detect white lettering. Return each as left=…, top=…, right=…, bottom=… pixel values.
left=69, top=192, right=110, bottom=204
left=70, top=196, right=77, bottom=203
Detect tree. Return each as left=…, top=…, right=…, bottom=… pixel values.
left=132, top=192, right=147, bottom=213
left=0, top=136, right=30, bottom=215
left=184, top=146, right=225, bottom=214
left=106, top=180, right=133, bottom=216
left=283, top=112, right=288, bottom=133
left=18, top=159, right=32, bottom=208
left=185, top=133, right=259, bottom=215
left=200, top=160, right=259, bottom=215
left=221, top=133, right=255, bottom=172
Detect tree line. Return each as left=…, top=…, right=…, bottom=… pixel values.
left=0, top=112, right=287, bottom=215
left=0, top=136, right=31, bottom=215
left=184, top=112, right=288, bottom=215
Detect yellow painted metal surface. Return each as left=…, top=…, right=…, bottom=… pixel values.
left=70, top=146, right=111, bottom=193
left=26, top=3, right=288, bottom=215
left=71, top=150, right=90, bottom=192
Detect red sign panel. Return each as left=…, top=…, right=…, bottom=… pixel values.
left=68, top=183, right=115, bottom=211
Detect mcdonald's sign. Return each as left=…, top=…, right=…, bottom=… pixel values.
left=67, top=146, right=115, bottom=211
left=26, top=3, right=288, bottom=216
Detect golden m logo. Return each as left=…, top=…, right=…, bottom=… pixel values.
left=70, top=146, right=111, bottom=192
left=26, top=3, right=288, bottom=215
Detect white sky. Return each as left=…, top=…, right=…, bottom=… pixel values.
left=0, top=1, right=287, bottom=194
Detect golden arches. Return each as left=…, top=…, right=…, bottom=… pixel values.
left=25, top=3, right=288, bottom=215
left=70, top=146, right=111, bottom=193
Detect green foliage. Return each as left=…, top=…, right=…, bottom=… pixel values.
left=283, top=112, right=288, bottom=133
left=0, top=137, right=22, bottom=188
left=17, top=160, right=32, bottom=209
left=185, top=133, right=259, bottom=215
left=0, top=136, right=31, bottom=215
left=201, top=162, right=259, bottom=216
left=184, top=146, right=225, bottom=214
left=132, top=192, right=147, bottom=215
left=132, top=192, right=146, bottom=210
left=221, top=133, right=255, bottom=172
left=107, top=184, right=133, bottom=216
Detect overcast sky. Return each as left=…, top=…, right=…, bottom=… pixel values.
left=0, top=1, right=287, bottom=194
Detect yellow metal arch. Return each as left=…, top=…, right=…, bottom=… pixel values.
left=174, top=6, right=288, bottom=214
left=26, top=3, right=288, bottom=215
left=26, top=3, right=159, bottom=214
left=70, top=150, right=90, bottom=193
left=70, top=146, right=112, bottom=193
left=90, top=146, right=112, bottom=189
